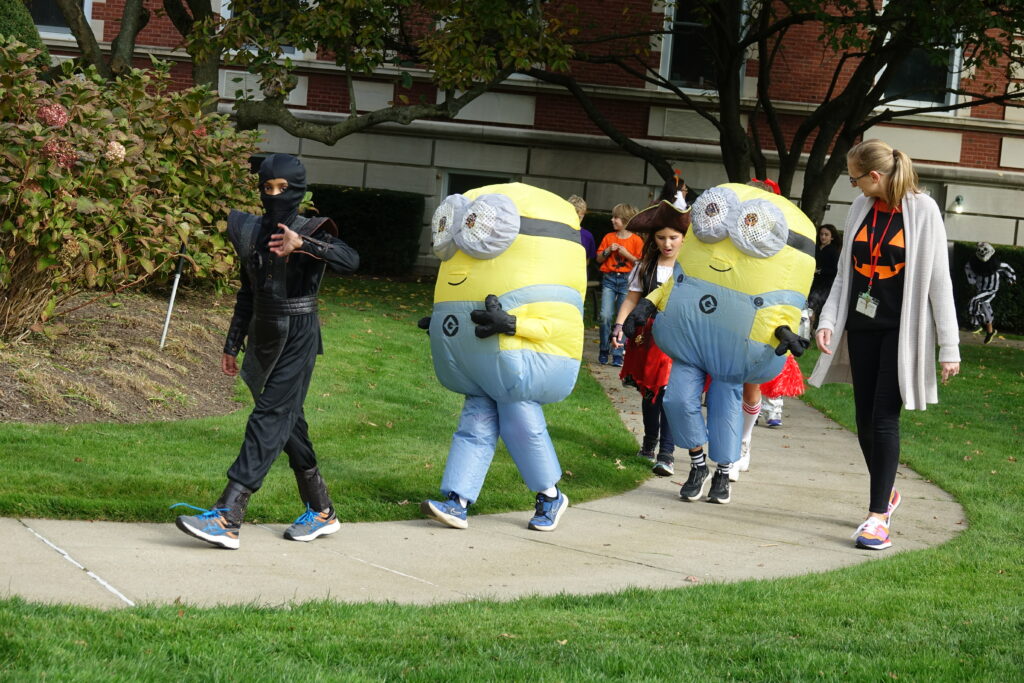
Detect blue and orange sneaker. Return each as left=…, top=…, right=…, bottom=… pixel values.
left=172, top=504, right=240, bottom=550
left=285, top=503, right=341, bottom=542
left=528, top=489, right=568, bottom=531
left=421, top=492, right=469, bottom=529
left=853, top=516, right=892, bottom=550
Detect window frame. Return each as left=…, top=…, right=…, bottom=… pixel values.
left=30, top=0, right=94, bottom=40
left=880, top=44, right=964, bottom=113
left=657, top=1, right=720, bottom=93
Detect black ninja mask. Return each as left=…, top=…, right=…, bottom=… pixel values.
left=258, top=154, right=307, bottom=233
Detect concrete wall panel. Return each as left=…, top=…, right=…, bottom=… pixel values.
left=301, top=158, right=365, bottom=188
left=530, top=149, right=645, bottom=185
left=365, top=163, right=439, bottom=196
left=435, top=140, right=528, bottom=174
left=302, top=133, right=433, bottom=166
left=258, top=124, right=302, bottom=155
left=864, top=126, right=962, bottom=164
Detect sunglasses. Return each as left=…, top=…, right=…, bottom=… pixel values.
left=848, top=171, right=872, bottom=186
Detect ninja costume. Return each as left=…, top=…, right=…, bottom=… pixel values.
left=174, top=153, right=358, bottom=549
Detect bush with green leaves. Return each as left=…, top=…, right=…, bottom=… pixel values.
left=0, top=39, right=261, bottom=339
left=309, top=184, right=424, bottom=275
left=0, top=2, right=49, bottom=65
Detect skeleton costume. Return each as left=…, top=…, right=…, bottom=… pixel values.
left=965, top=242, right=1016, bottom=335
left=175, top=154, right=359, bottom=549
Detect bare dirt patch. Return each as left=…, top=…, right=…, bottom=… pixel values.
left=0, top=289, right=241, bottom=424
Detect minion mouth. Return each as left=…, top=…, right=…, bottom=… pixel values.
left=709, top=265, right=732, bottom=273
left=447, top=276, right=468, bottom=286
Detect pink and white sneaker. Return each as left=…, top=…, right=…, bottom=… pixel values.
left=853, top=516, right=892, bottom=550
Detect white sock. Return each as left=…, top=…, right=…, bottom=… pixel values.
left=540, top=487, right=558, bottom=498
left=742, top=401, right=761, bottom=443
left=458, top=496, right=468, bottom=508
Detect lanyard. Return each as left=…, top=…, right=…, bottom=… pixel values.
left=866, top=203, right=900, bottom=293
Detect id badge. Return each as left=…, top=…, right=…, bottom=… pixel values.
left=855, top=291, right=879, bottom=319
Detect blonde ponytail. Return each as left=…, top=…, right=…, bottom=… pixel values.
left=847, top=139, right=921, bottom=205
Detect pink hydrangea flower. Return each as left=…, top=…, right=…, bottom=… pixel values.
left=37, top=103, right=70, bottom=128
left=104, top=141, right=126, bottom=163
left=192, top=125, right=207, bottom=138
left=42, top=139, right=77, bottom=169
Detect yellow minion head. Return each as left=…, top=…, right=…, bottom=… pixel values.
left=431, top=183, right=586, bottom=304
left=681, top=183, right=815, bottom=299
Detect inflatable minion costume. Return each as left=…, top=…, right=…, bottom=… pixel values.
left=419, top=183, right=586, bottom=531
left=625, top=183, right=814, bottom=504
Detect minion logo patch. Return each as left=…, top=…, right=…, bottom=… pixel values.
left=442, top=314, right=459, bottom=337
left=699, top=294, right=718, bottom=314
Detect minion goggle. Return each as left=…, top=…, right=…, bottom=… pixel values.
left=431, top=193, right=579, bottom=261
left=690, top=187, right=815, bottom=259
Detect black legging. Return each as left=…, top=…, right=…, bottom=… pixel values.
left=846, top=329, right=902, bottom=514
left=641, top=392, right=675, bottom=458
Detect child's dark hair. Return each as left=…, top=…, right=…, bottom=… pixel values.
left=636, top=226, right=684, bottom=295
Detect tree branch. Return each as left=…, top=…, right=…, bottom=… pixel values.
left=109, top=0, right=151, bottom=75
left=54, top=0, right=111, bottom=78
left=524, top=68, right=674, bottom=182
left=234, top=68, right=516, bottom=144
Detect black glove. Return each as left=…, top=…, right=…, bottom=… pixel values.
left=417, top=316, right=431, bottom=335
left=774, top=325, right=811, bottom=357
left=470, top=294, right=516, bottom=338
left=623, top=298, right=656, bottom=339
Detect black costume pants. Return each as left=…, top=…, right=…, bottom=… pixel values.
left=641, top=392, right=674, bottom=456
left=227, top=313, right=320, bottom=491
left=846, top=328, right=902, bottom=515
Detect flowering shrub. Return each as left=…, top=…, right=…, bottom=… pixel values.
left=0, top=39, right=262, bottom=339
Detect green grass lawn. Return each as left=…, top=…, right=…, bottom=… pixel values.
left=0, top=277, right=642, bottom=523
left=2, top=280, right=1022, bottom=680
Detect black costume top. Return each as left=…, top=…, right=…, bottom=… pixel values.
left=846, top=201, right=906, bottom=332
left=223, top=212, right=358, bottom=393
left=222, top=154, right=358, bottom=394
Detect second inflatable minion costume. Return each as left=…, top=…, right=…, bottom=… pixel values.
left=420, top=183, right=586, bottom=531
left=627, top=182, right=815, bottom=501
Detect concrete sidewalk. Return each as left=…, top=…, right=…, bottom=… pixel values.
left=2, top=332, right=966, bottom=609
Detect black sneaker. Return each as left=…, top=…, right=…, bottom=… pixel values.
left=679, top=465, right=709, bottom=501
left=707, top=469, right=731, bottom=504
left=636, top=447, right=656, bottom=462
left=984, top=329, right=997, bottom=344
left=652, top=455, right=674, bottom=477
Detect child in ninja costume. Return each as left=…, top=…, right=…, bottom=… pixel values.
left=418, top=183, right=586, bottom=531
left=623, top=183, right=815, bottom=505
left=174, top=154, right=359, bottom=549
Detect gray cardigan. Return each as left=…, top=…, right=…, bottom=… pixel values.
left=808, top=192, right=960, bottom=410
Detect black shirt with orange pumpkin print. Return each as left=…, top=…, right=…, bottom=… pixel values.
left=846, top=200, right=906, bottom=331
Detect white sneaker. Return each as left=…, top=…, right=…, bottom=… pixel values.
left=729, top=442, right=750, bottom=482
left=738, top=440, right=751, bottom=472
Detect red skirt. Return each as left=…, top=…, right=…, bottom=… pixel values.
left=701, top=354, right=805, bottom=398
left=619, top=318, right=672, bottom=402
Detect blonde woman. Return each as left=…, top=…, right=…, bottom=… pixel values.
left=810, top=139, right=960, bottom=551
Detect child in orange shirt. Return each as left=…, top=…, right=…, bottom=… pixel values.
left=596, top=203, right=642, bottom=365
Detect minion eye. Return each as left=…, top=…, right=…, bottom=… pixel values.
left=454, top=194, right=520, bottom=259
left=731, top=199, right=787, bottom=258
left=431, top=194, right=469, bottom=261
left=689, top=187, right=738, bottom=243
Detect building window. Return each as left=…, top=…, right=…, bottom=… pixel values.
left=664, top=4, right=716, bottom=90
left=883, top=46, right=960, bottom=107
left=445, top=172, right=513, bottom=196
left=28, top=0, right=81, bottom=33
